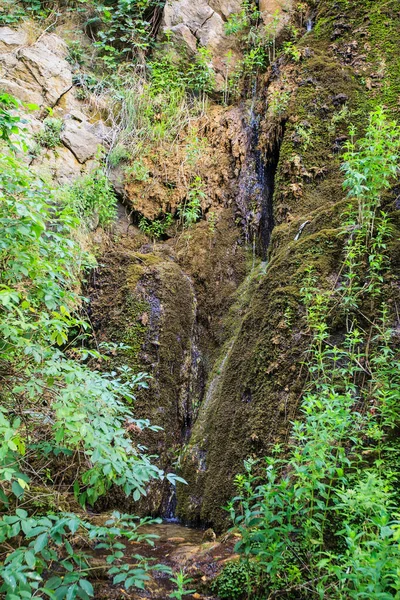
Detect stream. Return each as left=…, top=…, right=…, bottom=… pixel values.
left=94, top=521, right=237, bottom=599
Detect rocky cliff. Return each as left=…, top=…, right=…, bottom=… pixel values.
left=2, top=0, right=399, bottom=532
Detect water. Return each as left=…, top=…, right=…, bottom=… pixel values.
left=92, top=520, right=236, bottom=599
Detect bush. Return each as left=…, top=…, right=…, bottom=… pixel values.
left=34, top=117, right=63, bottom=149
left=66, top=168, right=118, bottom=227
left=212, top=561, right=258, bottom=600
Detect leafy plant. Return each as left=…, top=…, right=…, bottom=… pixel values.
left=0, top=98, right=184, bottom=597
left=212, top=561, right=258, bottom=600
left=34, top=117, right=63, bottom=149
left=108, top=144, right=130, bottom=167
left=139, top=213, right=173, bottom=239
left=179, top=176, right=205, bottom=227
left=66, top=167, right=118, bottom=227
left=0, top=93, right=21, bottom=143
left=169, top=569, right=196, bottom=599
left=125, top=158, right=150, bottom=182
left=227, top=108, right=400, bottom=598
left=0, top=509, right=164, bottom=599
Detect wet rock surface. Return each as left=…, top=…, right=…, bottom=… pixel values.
left=93, top=522, right=237, bottom=599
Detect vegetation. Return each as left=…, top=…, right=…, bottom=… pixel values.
left=65, top=167, right=117, bottom=227
left=226, top=108, right=400, bottom=598
left=169, top=570, right=196, bottom=599
left=34, top=118, right=63, bottom=149
left=139, top=213, right=173, bottom=240
left=178, top=176, right=205, bottom=228
left=0, top=99, right=183, bottom=597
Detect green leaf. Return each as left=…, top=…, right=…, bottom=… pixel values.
left=34, top=532, right=48, bottom=553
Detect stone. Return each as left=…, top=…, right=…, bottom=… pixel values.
left=0, top=27, right=28, bottom=52
left=0, top=77, right=43, bottom=106
left=161, top=0, right=242, bottom=78
left=17, top=43, right=72, bottom=106
left=31, top=146, right=83, bottom=185
left=167, top=23, right=198, bottom=55
left=38, top=33, right=69, bottom=59
left=259, top=0, right=293, bottom=27
left=60, top=118, right=101, bottom=163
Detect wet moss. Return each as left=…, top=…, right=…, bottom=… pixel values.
left=177, top=0, right=400, bottom=531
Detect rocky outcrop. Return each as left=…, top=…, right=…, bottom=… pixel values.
left=123, top=105, right=249, bottom=220
left=161, top=0, right=242, bottom=80
left=161, top=0, right=293, bottom=82
left=0, top=26, right=105, bottom=185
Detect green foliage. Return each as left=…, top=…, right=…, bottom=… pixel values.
left=228, top=108, right=400, bottom=598
left=184, top=47, right=215, bottom=96
left=168, top=570, right=196, bottom=599
left=282, top=41, right=301, bottom=62
left=267, top=89, right=291, bottom=117
left=178, top=176, right=205, bottom=227
left=34, top=117, right=63, bottom=149
left=139, top=213, right=173, bottom=240
left=0, top=93, right=21, bottom=143
left=0, top=510, right=163, bottom=599
left=108, top=143, right=130, bottom=167
left=0, top=99, right=184, bottom=595
left=67, top=40, right=86, bottom=66
left=212, top=561, right=258, bottom=600
left=66, top=168, right=117, bottom=227
left=88, top=0, right=166, bottom=66
left=125, top=158, right=150, bottom=182
left=0, top=0, right=49, bottom=24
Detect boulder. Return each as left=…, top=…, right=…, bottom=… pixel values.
left=60, top=118, right=101, bottom=163
left=31, top=145, right=83, bottom=184
left=0, top=27, right=28, bottom=52
left=161, top=0, right=242, bottom=78
left=17, top=43, right=72, bottom=106
left=259, top=0, right=293, bottom=26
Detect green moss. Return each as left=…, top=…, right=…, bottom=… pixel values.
left=177, top=0, right=400, bottom=531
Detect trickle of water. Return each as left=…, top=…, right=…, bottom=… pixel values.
left=307, top=19, right=313, bottom=31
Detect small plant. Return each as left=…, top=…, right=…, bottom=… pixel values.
left=34, top=117, right=63, bottom=149
left=282, top=41, right=301, bottom=62
left=185, top=47, right=216, bottom=95
left=212, top=561, right=258, bottom=600
left=267, top=89, right=291, bottom=117
left=179, top=177, right=205, bottom=227
left=108, top=144, right=130, bottom=167
left=328, top=104, right=350, bottom=137
left=0, top=93, right=21, bottom=143
left=139, top=213, right=173, bottom=240
left=66, top=168, right=117, bottom=227
left=293, top=121, right=312, bottom=149
left=207, top=211, right=218, bottom=234
left=169, top=569, right=196, bottom=599
left=125, top=159, right=150, bottom=182
left=67, top=41, right=85, bottom=66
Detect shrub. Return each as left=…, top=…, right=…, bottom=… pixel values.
left=178, top=176, right=205, bottom=227
left=139, top=213, right=173, bottom=239
left=34, top=117, right=63, bottom=149
left=66, top=168, right=117, bottom=227
left=212, top=561, right=258, bottom=600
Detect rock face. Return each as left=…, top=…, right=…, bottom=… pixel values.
left=123, top=105, right=249, bottom=220
left=176, top=0, right=400, bottom=530
left=0, top=26, right=105, bottom=185
left=161, top=0, right=293, bottom=79
left=161, top=0, right=242, bottom=78
left=61, top=117, right=101, bottom=164
left=259, top=0, right=292, bottom=25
